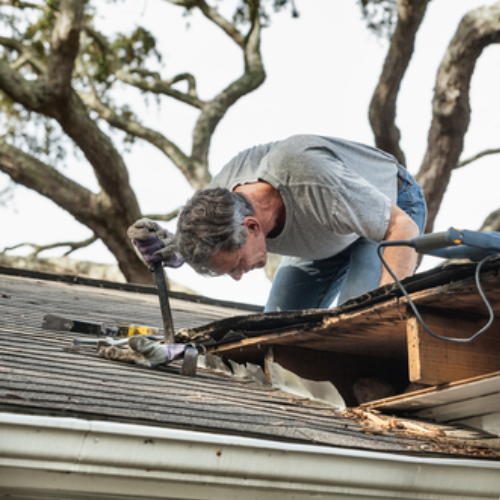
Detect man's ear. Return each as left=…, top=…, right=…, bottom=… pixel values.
left=243, top=216, right=262, bottom=236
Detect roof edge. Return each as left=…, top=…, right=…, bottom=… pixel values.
left=0, top=265, right=263, bottom=312
left=1, top=413, right=500, bottom=500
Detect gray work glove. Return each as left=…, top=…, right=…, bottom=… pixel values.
left=127, top=218, right=184, bottom=269
left=98, top=336, right=189, bottom=367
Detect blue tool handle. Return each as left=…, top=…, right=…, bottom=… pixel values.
left=412, top=228, right=500, bottom=256
left=459, top=230, right=500, bottom=251
left=426, top=245, right=497, bottom=261
left=412, top=228, right=462, bottom=253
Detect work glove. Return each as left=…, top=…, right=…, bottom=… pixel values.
left=98, top=336, right=189, bottom=368
left=127, top=218, right=184, bottom=270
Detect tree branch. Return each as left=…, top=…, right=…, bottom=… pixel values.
left=0, top=58, right=46, bottom=110
left=480, top=208, right=500, bottom=232
left=115, top=68, right=204, bottom=108
left=0, top=8, right=135, bottom=213
left=0, top=36, right=47, bottom=75
left=3, top=234, right=98, bottom=257
left=0, top=1, right=50, bottom=11
left=47, top=0, right=84, bottom=103
left=0, top=138, right=150, bottom=283
left=82, top=25, right=116, bottom=69
left=191, top=0, right=265, bottom=166
left=194, top=0, right=245, bottom=47
left=132, top=69, right=199, bottom=98
left=416, top=2, right=500, bottom=233
left=83, top=25, right=204, bottom=107
left=162, top=0, right=245, bottom=46
left=456, top=148, right=500, bottom=169
left=77, top=90, right=209, bottom=188
left=0, top=36, right=24, bottom=53
left=0, top=138, right=98, bottom=221
left=0, top=54, right=141, bottom=219
left=80, top=1, right=266, bottom=190
left=369, top=0, right=431, bottom=167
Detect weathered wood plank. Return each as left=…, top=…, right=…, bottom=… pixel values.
left=209, top=298, right=409, bottom=360
left=362, top=371, right=500, bottom=412
left=407, top=307, right=500, bottom=385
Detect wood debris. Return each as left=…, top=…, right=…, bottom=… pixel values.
left=340, top=407, right=500, bottom=458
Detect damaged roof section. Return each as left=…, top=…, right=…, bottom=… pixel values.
left=179, top=256, right=500, bottom=348
left=175, top=258, right=500, bottom=408
left=1, top=267, right=500, bottom=460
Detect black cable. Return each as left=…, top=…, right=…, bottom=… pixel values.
left=377, top=241, right=495, bottom=343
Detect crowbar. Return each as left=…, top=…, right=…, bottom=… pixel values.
left=152, top=263, right=197, bottom=376
left=153, top=261, right=175, bottom=344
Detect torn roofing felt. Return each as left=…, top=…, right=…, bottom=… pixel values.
left=176, top=256, right=500, bottom=346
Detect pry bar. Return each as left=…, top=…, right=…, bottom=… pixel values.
left=153, top=262, right=175, bottom=344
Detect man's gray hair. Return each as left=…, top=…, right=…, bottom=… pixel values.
left=176, top=188, right=254, bottom=275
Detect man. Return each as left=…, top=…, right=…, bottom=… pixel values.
left=129, top=135, right=427, bottom=311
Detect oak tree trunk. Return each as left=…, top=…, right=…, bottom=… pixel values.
left=416, top=3, right=500, bottom=233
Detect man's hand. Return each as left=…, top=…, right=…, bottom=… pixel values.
left=378, top=204, right=420, bottom=287
left=128, top=218, right=184, bottom=269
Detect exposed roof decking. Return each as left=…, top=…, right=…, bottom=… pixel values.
left=203, top=268, right=500, bottom=388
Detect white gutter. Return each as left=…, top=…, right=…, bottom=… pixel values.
left=0, top=412, right=499, bottom=500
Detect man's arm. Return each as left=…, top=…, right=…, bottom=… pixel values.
left=379, top=203, right=420, bottom=287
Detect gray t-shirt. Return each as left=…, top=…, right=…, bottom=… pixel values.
left=209, top=135, right=398, bottom=260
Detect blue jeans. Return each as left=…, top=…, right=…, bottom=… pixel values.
left=264, top=166, right=427, bottom=312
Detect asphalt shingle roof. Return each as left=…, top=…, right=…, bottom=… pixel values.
left=1, top=266, right=499, bottom=460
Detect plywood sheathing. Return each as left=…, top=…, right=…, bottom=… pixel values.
left=208, top=271, right=500, bottom=387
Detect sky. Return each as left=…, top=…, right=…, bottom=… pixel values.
left=1, top=0, right=499, bottom=306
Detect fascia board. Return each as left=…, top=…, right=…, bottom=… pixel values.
left=365, top=373, right=500, bottom=417
left=458, top=412, right=500, bottom=438
left=1, top=413, right=500, bottom=500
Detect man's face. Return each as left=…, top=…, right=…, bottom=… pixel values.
left=210, top=218, right=267, bottom=281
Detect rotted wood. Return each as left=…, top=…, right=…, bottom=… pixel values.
left=208, top=297, right=410, bottom=359
left=206, top=272, right=500, bottom=393
left=406, top=275, right=500, bottom=316
left=407, top=306, right=500, bottom=385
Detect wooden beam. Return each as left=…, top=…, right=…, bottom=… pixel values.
left=207, top=327, right=306, bottom=355
left=407, top=307, right=500, bottom=385
left=362, top=371, right=500, bottom=411
left=263, top=347, right=274, bottom=384
left=207, top=297, right=409, bottom=359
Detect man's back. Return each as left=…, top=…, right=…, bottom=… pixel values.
left=210, top=135, right=399, bottom=259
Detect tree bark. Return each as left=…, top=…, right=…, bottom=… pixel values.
left=0, top=140, right=152, bottom=284
left=416, top=2, right=500, bottom=233
left=480, top=208, right=500, bottom=232
left=369, top=0, right=431, bottom=167
left=0, top=0, right=149, bottom=284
